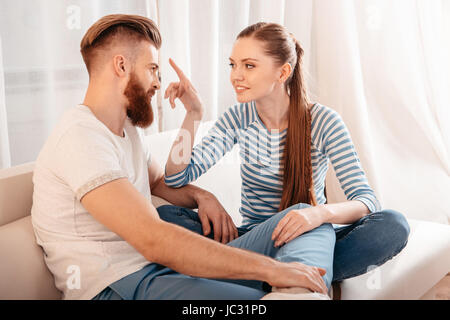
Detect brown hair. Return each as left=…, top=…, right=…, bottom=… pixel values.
left=80, top=14, right=162, bottom=74
left=237, top=22, right=317, bottom=211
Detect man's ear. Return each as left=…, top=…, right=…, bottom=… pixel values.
left=279, top=62, right=293, bottom=83
left=113, top=55, right=127, bottom=77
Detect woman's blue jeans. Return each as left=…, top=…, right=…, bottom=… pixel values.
left=157, top=202, right=410, bottom=285
left=158, top=203, right=335, bottom=290
left=94, top=203, right=410, bottom=300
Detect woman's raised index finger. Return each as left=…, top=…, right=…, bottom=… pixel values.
left=169, top=58, right=186, bottom=80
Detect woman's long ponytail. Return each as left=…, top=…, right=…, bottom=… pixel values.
left=279, top=40, right=317, bottom=211
left=237, top=23, right=317, bottom=211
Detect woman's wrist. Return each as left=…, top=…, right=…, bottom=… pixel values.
left=316, top=204, right=333, bottom=224
left=186, top=105, right=203, bottom=120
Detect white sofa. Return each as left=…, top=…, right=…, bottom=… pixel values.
left=1, top=124, right=449, bottom=300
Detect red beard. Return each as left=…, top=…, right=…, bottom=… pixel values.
left=124, top=72, right=154, bottom=128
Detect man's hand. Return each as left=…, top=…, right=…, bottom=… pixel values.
left=196, top=191, right=238, bottom=244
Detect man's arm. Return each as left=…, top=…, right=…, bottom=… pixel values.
left=148, top=154, right=238, bottom=243
left=80, top=178, right=328, bottom=293
left=147, top=154, right=207, bottom=209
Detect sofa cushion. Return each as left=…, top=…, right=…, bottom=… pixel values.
left=0, top=216, right=61, bottom=299
left=340, top=218, right=450, bottom=299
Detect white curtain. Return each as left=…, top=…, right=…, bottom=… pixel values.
left=311, top=0, right=450, bottom=224
left=0, top=0, right=448, bottom=223
left=0, top=0, right=161, bottom=167
left=0, top=36, right=11, bottom=168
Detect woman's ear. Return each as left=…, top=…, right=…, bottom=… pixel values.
left=279, top=62, right=293, bottom=83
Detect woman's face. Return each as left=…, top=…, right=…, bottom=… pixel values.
left=229, top=37, right=283, bottom=103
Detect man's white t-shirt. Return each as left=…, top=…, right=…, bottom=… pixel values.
left=31, top=105, right=153, bottom=300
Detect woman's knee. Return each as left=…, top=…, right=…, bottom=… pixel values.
left=309, top=222, right=336, bottom=243
left=381, top=209, right=409, bottom=236
left=295, top=202, right=312, bottom=210
left=373, top=209, right=410, bottom=250
left=279, top=202, right=312, bottom=214
left=308, top=223, right=336, bottom=244
left=276, top=223, right=335, bottom=290
left=272, top=205, right=336, bottom=244
left=268, top=203, right=314, bottom=232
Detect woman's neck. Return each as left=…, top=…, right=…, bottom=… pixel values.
left=254, top=88, right=290, bottom=132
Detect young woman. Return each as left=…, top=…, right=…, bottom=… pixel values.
left=161, top=22, right=410, bottom=295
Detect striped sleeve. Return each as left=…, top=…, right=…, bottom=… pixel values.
left=312, top=106, right=382, bottom=213
left=164, top=105, right=240, bottom=188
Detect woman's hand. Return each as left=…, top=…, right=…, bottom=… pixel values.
left=272, top=206, right=327, bottom=247
left=164, top=58, right=203, bottom=117
left=196, top=191, right=239, bottom=244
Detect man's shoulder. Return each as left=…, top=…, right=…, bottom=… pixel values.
left=56, top=106, right=115, bottom=146
left=59, top=105, right=106, bottom=134
left=36, top=105, right=112, bottom=165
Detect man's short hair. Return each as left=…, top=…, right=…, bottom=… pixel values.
left=80, top=14, right=162, bottom=75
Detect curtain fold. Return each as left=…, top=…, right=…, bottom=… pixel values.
left=415, top=0, right=450, bottom=174
left=310, top=0, right=383, bottom=207
left=0, top=36, right=11, bottom=169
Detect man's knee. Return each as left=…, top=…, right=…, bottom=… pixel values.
left=156, top=205, right=179, bottom=222
left=157, top=205, right=203, bottom=235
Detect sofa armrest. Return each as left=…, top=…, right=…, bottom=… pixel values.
left=0, top=162, right=35, bottom=226
left=0, top=216, right=62, bottom=299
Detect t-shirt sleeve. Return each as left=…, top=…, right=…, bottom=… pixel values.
left=50, top=123, right=128, bottom=201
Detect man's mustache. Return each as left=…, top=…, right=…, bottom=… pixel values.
left=147, top=90, right=156, bottom=99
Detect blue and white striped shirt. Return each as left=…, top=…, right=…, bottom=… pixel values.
left=165, top=101, right=382, bottom=229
